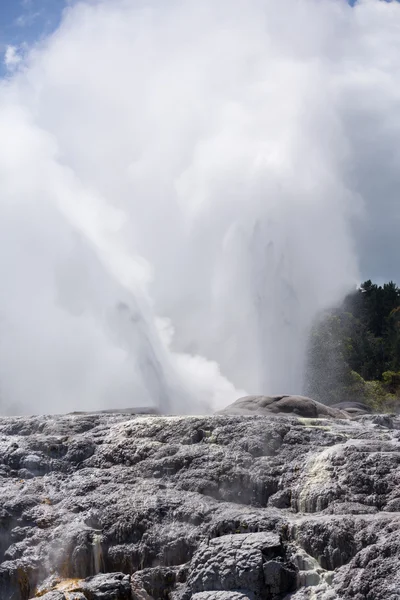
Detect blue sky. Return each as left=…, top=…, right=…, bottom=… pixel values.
left=0, top=0, right=69, bottom=76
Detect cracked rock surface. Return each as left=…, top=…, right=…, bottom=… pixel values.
left=0, top=410, right=400, bottom=599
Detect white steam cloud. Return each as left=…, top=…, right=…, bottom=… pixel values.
left=0, top=0, right=399, bottom=415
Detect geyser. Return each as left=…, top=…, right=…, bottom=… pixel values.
left=1, top=0, right=400, bottom=414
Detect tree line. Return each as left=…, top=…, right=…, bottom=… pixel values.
left=305, top=280, right=400, bottom=410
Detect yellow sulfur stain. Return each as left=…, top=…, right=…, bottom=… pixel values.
left=35, top=578, right=83, bottom=597
left=54, top=579, right=82, bottom=591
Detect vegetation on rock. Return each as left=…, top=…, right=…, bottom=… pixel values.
left=305, top=280, right=400, bottom=411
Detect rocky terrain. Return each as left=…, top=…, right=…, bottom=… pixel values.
left=0, top=396, right=399, bottom=599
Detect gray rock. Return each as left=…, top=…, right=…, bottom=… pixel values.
left=331, top=402, right=372, bottom=416
left=216, top=395, right=348, bottom=419
left=81, top=572, right=132, bottom=598
left=131, top=565, right=187, bottom=599
left=35, top=573, right=133, bottom=599
left=179, top=532, right=294, bottom=598
left=35, top=594, right=67, bottom=600
left=39, top=594, right=86, bottom=600
left=0, top=411, right=399, bottom=599
left=70, top=407, right=161, bottom=416
left=191, top=593, right=255, bottom=599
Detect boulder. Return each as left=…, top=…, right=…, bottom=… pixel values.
left=179, top=532, right=296, bottom=599
left=216, top=395, right=347, bottom=419
left=331, top=402, right=372, bottom=416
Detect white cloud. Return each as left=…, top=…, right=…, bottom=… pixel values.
left=4, top=46, right=22, bottom=70
left=0, top=0, right=400, bottom=415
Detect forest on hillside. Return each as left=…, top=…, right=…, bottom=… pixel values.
left=305, top=280, right=400, bottom=411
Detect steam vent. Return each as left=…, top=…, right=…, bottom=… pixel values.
left=1, top=397, right=400, bottom=599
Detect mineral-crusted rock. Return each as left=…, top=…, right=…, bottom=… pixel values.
left=190, top=593, right=254, bottom=600
left=179, top=532, right=296, bottom=599
left=70, top=408, right=161, bottom=416
left=35, top=573, right=131, bottom=599
left=0, top=411, right=400, bottom=599
left=331, top=402, right=372, bottom=416
left=216, top=395, right=348, bottom=419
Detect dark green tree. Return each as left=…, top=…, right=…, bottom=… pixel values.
left=305, top=279, right=400, bottom=409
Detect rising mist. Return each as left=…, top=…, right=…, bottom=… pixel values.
left=1, top=0, right=399, bottom=414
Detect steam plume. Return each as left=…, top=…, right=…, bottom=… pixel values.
left=1, top=0, right=399, bottom=414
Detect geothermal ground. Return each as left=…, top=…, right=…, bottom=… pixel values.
left=0, top=400, right=399, bottom=599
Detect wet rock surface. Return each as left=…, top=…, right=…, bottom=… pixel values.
left=0, top=411, right=400, bottom=599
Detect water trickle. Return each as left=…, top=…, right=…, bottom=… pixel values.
left=92, top=533, right=104, bottom=575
